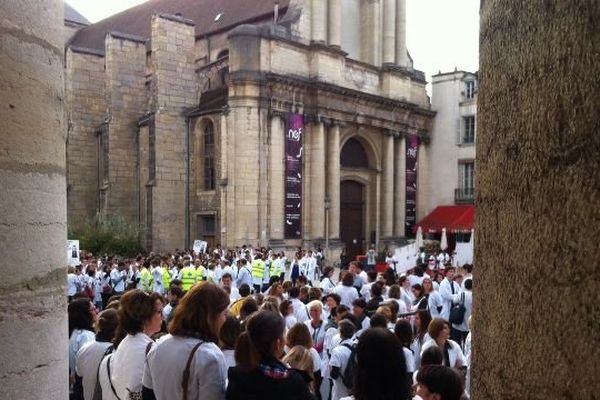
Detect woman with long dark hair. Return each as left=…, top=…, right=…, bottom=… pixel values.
left=75, top=308, right=118, bottom=400
left=226, top=311, right=313, bottom=400
left=411, top=284, right=428, bottom=311
left=341, top=328, right=411, bottom=400
left=69, top=298, right=97, bottom=399
left=411, top=309, right=432, bottom=369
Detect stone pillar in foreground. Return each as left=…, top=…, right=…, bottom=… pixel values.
left=474, top=2, right=599, bottom=399
left=0, top=1, right=68, bottom=398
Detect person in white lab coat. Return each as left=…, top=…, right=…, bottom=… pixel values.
left=438, top=267, right=462, bottom=321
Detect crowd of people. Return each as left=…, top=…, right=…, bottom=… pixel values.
left=68, top=245, right=473, bottom=400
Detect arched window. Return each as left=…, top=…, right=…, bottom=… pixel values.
left=216, top=49, right=229, bottom=59
left=202, top=121, right=215, bottom=190
left=341, top=138, right=369, bottom=168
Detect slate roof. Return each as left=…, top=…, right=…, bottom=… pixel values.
left=65, top=2, right=90, bottom=26
left=68, top=0, right=288, bottom=51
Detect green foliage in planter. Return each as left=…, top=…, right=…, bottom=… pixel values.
left=68, top=213, right=145, bottom=257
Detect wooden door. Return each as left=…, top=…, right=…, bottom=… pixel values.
left=340, top=180, right=365, bottom=262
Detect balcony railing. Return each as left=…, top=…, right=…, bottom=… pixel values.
left=455, top=187, right=475, bottom=204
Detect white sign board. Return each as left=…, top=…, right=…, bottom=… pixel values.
left=393, top=242, right=419, bottom=275
left=453, top=241, right=474, bottom=267
left=68, top=240, right=80, bottom=266
left=193, top=240, right=207, bottom=255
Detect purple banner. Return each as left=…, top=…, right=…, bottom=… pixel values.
left=405, top=134, right=420, bottom=236
left=285, top=113, right=304, bottom=239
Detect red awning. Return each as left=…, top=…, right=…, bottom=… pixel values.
left=416, top=205, right=475, bottom=234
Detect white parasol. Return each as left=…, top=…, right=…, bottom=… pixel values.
left=440, top=228, right=448, bottom=251
left=416, top=226, right=424, bottom=249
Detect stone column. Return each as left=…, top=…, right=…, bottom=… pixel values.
left=327, top=124, right=341, bottom=240
left=474, top=2, right=598, bottom=399
left=382, top=0, right=396, bottom=65
left=395, top=0, right=408, bottom=67
left=328, top=0, right=342, bottom=48
left=361, top=0, right=381, bottom=65
left=0, top=1, right=68, bottom=398
left=269, top=115, right=285, bottom=243
left=381, top=133, right=395, bottom=238
left=310, top=121, right=326, bottom=239
left=219, top=113, right=229, bottom=246
left=374, top=171, right=382, bottom=250
left=394, top=136, right=406, bottom=237
left=416, top=140, right=429, bottom=222
left=311, top=0, right=327, bottom=43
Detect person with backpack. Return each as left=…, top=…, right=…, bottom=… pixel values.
left=75, top=308, right=118, bottom=400
left=97, top=290, right=164, bottom=399
left=328, top=320, right=357, bottom=400
left=450, top=278, right=472, bottom=348
left=320, top=266, right=336, bottom=296
left=235, top=258, right=253, bottom=290
left=69, top=298, right=97, bottom=400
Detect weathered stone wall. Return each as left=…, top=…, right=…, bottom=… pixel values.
left=0, top=0, right=68, bottom=398
left=105, top=34, right=147, bottom=220
left=268, top=39, right=427, bottom=105
left=150, top=14, right=198, bottom=250
left=66, top=49, right=106, bottom=225
left=474, top=1, right=599, bottom=398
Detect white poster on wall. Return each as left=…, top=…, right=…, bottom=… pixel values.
left=68, top=240, right=80, bottom=266
left=193, top=240, right=207, bottom=255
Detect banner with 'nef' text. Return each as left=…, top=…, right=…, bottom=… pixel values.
left=405, top=134, right=420, bottom=236
left=285, top=113, right=303, bottom=238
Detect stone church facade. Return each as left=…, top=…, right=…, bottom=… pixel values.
left=65, top=0, right=434, bottom=257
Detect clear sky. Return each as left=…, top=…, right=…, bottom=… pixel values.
left=66, top=0, right=479, bottom=90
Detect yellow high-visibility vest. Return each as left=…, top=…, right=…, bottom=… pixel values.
left=252, top=259, right=265, bottom=279
left=140, top=268, right=153, bottom=292
left=181, top=266, right=197, bottom=292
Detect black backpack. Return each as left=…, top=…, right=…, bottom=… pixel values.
left=341, top=343, right=357, bottom=389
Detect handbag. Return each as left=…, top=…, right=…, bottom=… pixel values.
left=449, top=292, right=466, bottom=325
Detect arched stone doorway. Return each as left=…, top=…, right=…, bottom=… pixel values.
left=339, top=136, right=374, bottom=261
left=340, top=180, right=365, bottom=261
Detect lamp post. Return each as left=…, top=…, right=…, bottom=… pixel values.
left=324, top=196, right=331, bottom=259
